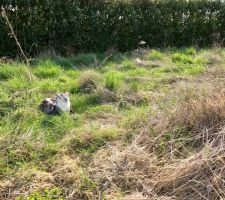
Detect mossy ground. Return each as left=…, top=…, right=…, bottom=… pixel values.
left=1, top=48, right=225, bottom=199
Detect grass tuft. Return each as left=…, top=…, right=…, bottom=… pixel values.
left=148, top=49, right=164, bottom=60
left=174, top=90, right=225, bottom=132
left=105, top=71, right=124, bottom=91
left=183, top=47, right=197, bottom=55
left=69, top=124, right=122, bottom=154
left=78, top=70, right=100, bottom=93
left=33, top=60, right=61, bottom=78
left=172, top=53, right=194, bottom=64
left=70, top=94, right=101, bottom=113
left=121, top=59, right=137, bottom=70
left=0, top=63, right=27, bottom=81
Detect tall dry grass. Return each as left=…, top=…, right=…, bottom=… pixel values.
left=90, top=87, right=225, bottom=200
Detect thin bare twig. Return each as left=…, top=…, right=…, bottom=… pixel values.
left=1, top=6, right=28, bottom=65
left=1, top=6, right=33, bottom=82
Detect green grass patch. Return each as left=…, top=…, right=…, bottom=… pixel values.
left=33, top=60, right=61, bottom=78
left=16, top=188, right=63, bottom=200
left=70, top=124, right=122, bottom=154
left=70, top=94, right=101, bottom=113
left=55, top=53, right=105, bottom=68
left=127, top=68, right=149, bottom=77
left=105, top=71, right=124, bottom=91
left=121, top=59, right=137, bottom=70
left=183, top=47, right=196, bottom=55
left=0, top=63, right=28, bottom=81
left=172, top=53, right=194, bottom=64
left=122, top=107, right=149, bottom=142
left=161, top=64, right=204, bottom=76
left=41, top=113, right=75, bottom=142
left=148, top=49, right=164, bottom=60
left=85, top=104, right=116, bottom=118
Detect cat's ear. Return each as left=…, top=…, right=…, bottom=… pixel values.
left=64, top=92, right=70, bottom=97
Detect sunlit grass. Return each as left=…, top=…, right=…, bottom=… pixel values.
left=0, top=47, right=215, bottom=199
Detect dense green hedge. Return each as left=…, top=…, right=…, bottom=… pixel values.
left=0, top=0, right=225, bottom=57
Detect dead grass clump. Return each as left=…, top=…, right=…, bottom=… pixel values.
left=90, top=142, right=160, bottom=198
left=52, top=155, right=98, bottom=199
left=131, top=49, right=149, bottom=59
left=197, top=68, right=225, bottom=84
left=66, top=123, right=123, bottom=155
left=161, top=77, right=188, bottom=85
left=90, top=131, right=225, bottom=200
left=95, top=86, right=117, bottom=103
left=123, top=193, right=173, bottom=200
left=78, top=70, right=100, bottom=93
left=0, top=56, right=13, bottom=64
left=0, top=155, right=96, bottom=200
left=205, top=53, right=222, bottom=66
left=0, top=169, right=55, bottom=199
left=52, top=155, right=82, bottom=186
left=125, top=92, right=149, bottom=106
left=153, top=141, right=225, bottom=200
left=135, top=58, right=162, bottom=68
left=18, top=169, right=54, bottom=191
left=174, top=90, right=225, bottom=132
left=122, top=192, right=152, bottom=200
left=135, top=58, right=150, bottom=67
left=0, top=178, right=15, bottom=199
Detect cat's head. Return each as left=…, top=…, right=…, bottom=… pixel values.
left=56, top=92, right=70, bottom=103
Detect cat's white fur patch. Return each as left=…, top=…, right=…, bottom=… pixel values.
left=56, top=94, right=70, bottom=112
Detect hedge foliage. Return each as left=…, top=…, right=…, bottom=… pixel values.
left=0, top=0, right=225, bottom=57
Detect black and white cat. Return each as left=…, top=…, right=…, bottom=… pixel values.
left=39, top=92, right=71, bottom=114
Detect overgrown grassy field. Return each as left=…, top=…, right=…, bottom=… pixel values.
left=1, top=48, right=225, bottom=199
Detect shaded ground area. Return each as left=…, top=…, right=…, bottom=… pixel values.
left=1, top=48, right=225, bottom=199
